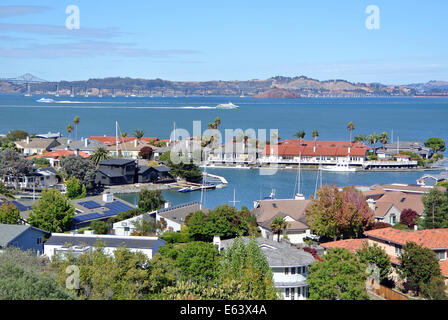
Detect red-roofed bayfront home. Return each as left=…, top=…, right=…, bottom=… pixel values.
left=259, top=139, right=370, bottom=167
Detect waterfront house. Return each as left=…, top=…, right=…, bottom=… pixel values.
left=207, top=140, right=262, bottom=165
left=106, top=139, right=155, bottom=159
left=44, top=233, right=166, bottom=260
left=259, top=139, right=370, bottom=167
left=137, top=165, right=173, bottom=184
left=15, top=136, right=61, bottom=155
left=51, top=138, right=103, bottom=156
left=89, top=136, right=159, bottom=146
left=220, top=237, right=315, bottom=300
left=71, top=193, right=136, bottom=229
left=2, top=167, right=62, bottom=191
left=322, top=228, right=448, bottom=286
left=362, top=187, right=425, bottom=225
left=28, top=149, right=90, bottom=168
left=95, top=158, right=137, bottom=186
left=0, top=224, right=49, bottom=255
left=376, top=141, right=432, bottom=159
left=252, top=198, right=315, bottom=244
left=417, top=172, right=448, bottom=186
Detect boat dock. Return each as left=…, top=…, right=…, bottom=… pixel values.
left=203, top=172, right=228, bottom=184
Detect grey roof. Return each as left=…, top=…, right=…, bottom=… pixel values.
left=97, top=168, right=125, bottom=178
left=0, top=224, right=48, bottom=247
left=45, top=234, right=164, bottom=249
left=36, top=132, right=61, bottom=139
left=156, top=202, right=205, bottom=224
left=99, top=158, right=135, bottom=166
left=52, top=139, right=103, bottom=152
left=221, top=237, right=315, bottom=267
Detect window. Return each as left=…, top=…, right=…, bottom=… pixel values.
left=290, top=288, right=295, bottom=300
left=285, top=288, right=290, bottom=297
left=36, top=238, right=42, bottom=245
left=291, top=267, right=296, bottom=275
left=285, top=268, right=289, bottom=275
left=436, top=251, right=447, bottom=261
left=395, top=246, right=401, bottom=255
left=390, top=215, right=396, bottom=225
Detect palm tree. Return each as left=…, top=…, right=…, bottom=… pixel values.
left=312, top=130, right=319, bottom=145
left=66, top=124, right=74, bottom=139
left=347, top=122, right=355, bottom=142
left=121, top=132, right=128, bottom=138
left=73, top=116, right=80, bottom=140
left=213, top=117, right=221, bottom=129
left=90, top=147, right=111, bottom=166
left=270, top=216, right=288, bottom=242
left=380, top=132, right=389, bottom=145
left=0, top=182, right=14, bottom=199
left=354, top=134, right=367, bottom=144
left=293, top=130, right=306, bottom=140
left=133, top=129, right=145, bottom=142
left=368, top=132, right=380, bottom=154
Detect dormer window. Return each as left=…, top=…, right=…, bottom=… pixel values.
left=436, top=251, right=447, bottom=261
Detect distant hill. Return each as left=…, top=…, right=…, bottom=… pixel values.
left=253, top=88, right=301, bottom=98
left=2, top=75, right=447, bottom=97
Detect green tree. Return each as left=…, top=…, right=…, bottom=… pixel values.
left=0, top=202, right=21, bottom=224
left=421, top=276, right=448, bottom=300
left=60, top=154, right=97, bottom=189
left=293, top=130, right=306, bottom=140
left=270, top=216, right=288, bottom=242
left=138, top=189, right=165, bottom=213
left=66, top=124, right=74, bottom=139
left=379, top=132, right=389, bottom=145
left=347, top=122, right=355, bottom=142
left=166, top=159, right=202, bottom=183
left=219, top=238, right=279, bottom=300
left=419, top=188, right=448, bottom=229
left=186, top=205, right=254, bottom=241
left=312, top=129, right=319, bottom=143
left=354, top=134, right=367, bottom=144
left=90, top=220, right=109, bottom=235
left=307, top=248, right=369, bottom=300
left=73, top=116, right=80, bottom=140
left=0, top=181, right=14, bottom=199
left=28, top=189, right=75, bottom=232
left=65, top=176, right=86, bottom=199
left=133, top=129, right=145, bottom=141
left=89, top=147, right=110, bottom=167
left=0, top=150, right=34, bottom=190
left=356, top=242, right=391, bottom=283
left=367, top=132, right=380, bottom=154
left=0, top=248, right=74, bottom=300
left=398, top=241, right=441, bottom=294
left=131, top=216, right=161, bottom=236
left=32, top=157, right=50, bottom=168
left=5, top=130, right=29, bottom=143
left=425, top=137, right=446, bottom=154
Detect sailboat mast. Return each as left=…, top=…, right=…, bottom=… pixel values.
left=115, top=121, right=119, bottom=156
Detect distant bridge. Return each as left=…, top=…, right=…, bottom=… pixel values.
left=0, top=73, right=48, bottom=84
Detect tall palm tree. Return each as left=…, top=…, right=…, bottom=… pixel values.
left=368, top=132, right=380, bottom=154
left=347, top=122, right=355, bottom=142
left=90, top=147, right=111, bottom=166
left=121, top=132, right=128, bottom=138
left=66, top=124, right=74, bottom=139
left=270, top=216, right=288, bottom=242
left=380, top=132, right=389, bottom=145
left=0, top=182, right=14, bottom=199
left=213, top=117, right=221, bottom=129
left=293, top=130, right=306, bottom=140
left=133, top=129, right=145, bottom=142
left=73, top=116, right=80, bottom=140
left=354, top=134, right=367, bottom=144
left=312, top=130, right=319, bottom=144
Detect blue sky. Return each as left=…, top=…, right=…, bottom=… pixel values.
left=0, top=0, right=447, bottom=84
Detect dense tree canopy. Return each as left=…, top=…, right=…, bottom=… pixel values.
left=424, top=137, right=446, bottom=154
left=305, top=185, right=374, bottom=240
left=60, top=155, right=97, bottom=189
left=28, top=189, right=75, bottom=232
left=307, top=248, right=369, bottom=300
left=356, top=242, right=391, bottom=283
left=0, top=150, right=34, bottom=189
left=138, top=189, right=165, bottom=213
left=419, top=188, right=448, bottom=229
left=65, top=176, right=86, bottom=199
left=0, top=202, right=21, bottom=224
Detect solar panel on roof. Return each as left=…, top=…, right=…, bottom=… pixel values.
left=79, top=201, right=102, bottom=209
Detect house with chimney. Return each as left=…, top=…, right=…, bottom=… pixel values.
left=51, top=138, right=103, bottom=156
left=28, top=150, right=90, bottom=168
left=15, top=136, right=61, bottom=155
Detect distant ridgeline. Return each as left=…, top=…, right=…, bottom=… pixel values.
left=1, top=74, right=448, bottom=97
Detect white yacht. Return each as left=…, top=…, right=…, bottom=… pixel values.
left=216, top=102, right=239, bottom=109
left=321, top=162, right=358, bottom=172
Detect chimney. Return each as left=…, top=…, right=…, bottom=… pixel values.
left=26, top=136, right=30, bottom=144
left=74, top=149, right=79, bottom=156
left=102, top=193, right=114, bottom=203
left=213, top=235, right=222, bottom=251
left=164, top=201, right=171, bottom=209
left=348, top=147, right=351, bottom=154
left=85, top=138, right=89, bottom=147
left=313, top=145, right=316, bottom=153
left=366, top=198, right=376, bottom=211
left=134, top=139, right=138, bottom=148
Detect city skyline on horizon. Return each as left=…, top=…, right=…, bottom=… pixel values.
left=0, top=1, right=447, bottom=84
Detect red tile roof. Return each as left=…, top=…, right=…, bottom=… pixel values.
left=320, top=239, right=368, bottom=253
left=89, top=136, right=158, bottom=145
left=264, top=140, right=369, bottom=157
left=364, top=228, right=448, bottom=249
left=28, top=150, right=89, bottom=159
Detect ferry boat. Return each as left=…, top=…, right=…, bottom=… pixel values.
left=216, top=102, right=239, bottom=109
left=321, top=162, right=358, bottom=172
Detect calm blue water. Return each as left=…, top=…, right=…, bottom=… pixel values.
left=1, top=94, right=447, bottom=209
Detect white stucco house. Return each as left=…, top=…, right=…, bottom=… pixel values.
left=44, top=233, right=165, bottom=260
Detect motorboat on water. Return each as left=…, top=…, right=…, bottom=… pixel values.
left=321, top=162, right=358, bottom=172
left=216, top=102, right=239, bottom=109
left=36, top=97, right=55, bottom=103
